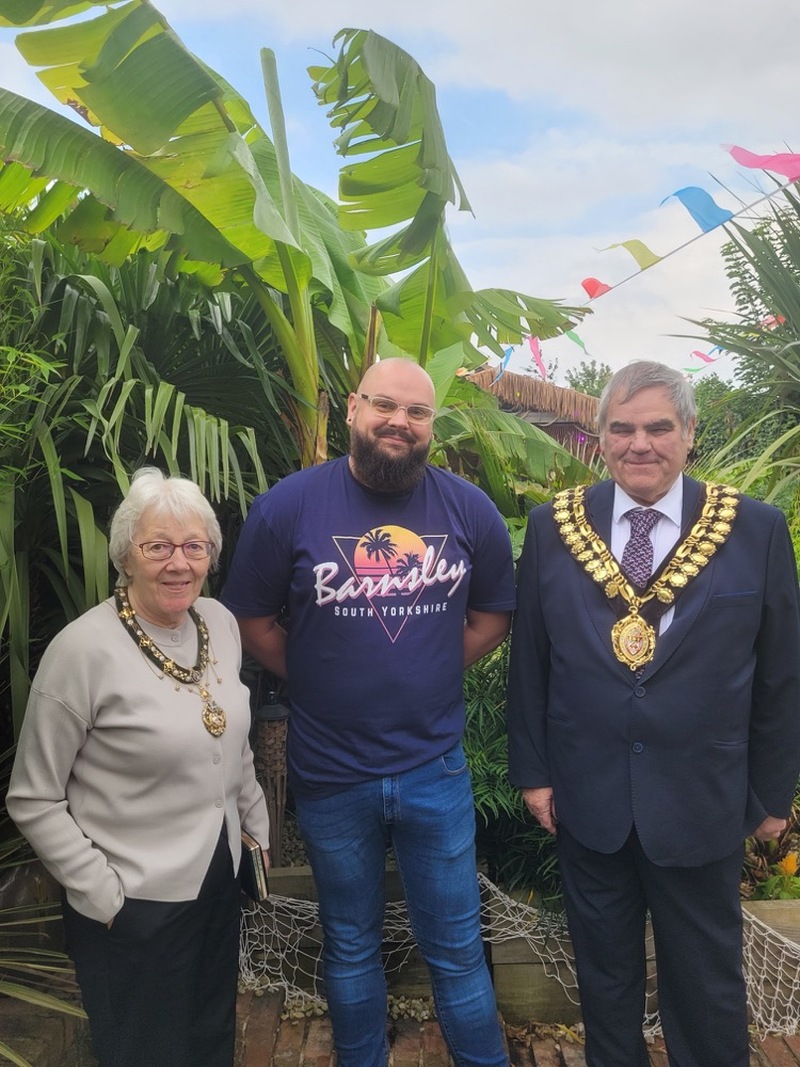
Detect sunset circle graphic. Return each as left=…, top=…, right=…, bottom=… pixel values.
left=353, top=525, right=429, bottom=581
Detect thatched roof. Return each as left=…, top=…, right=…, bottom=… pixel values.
left=467, top=368, right=599, bottom=432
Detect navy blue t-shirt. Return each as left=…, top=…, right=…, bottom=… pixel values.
left=222, top=458, right=515, bottom=796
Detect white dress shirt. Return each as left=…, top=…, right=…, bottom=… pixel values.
left=610, top=477, right=683, bottom=632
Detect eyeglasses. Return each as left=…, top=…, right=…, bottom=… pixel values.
left=358, top=393, right=436, bottom=424
left=134, top=541, right=214, bottom=561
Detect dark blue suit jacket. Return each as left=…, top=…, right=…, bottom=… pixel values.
left=507, top=476, right=800, bottom=866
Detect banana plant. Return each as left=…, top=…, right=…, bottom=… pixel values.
left=310, top=29, right=586, bottom=367
left=0, top=0, right=387, bottom=467
left=0, top=229, right=286, bottom=734
left=0, top=4, right=589, bottom=468
left=309, top=28, right=593, bottom=504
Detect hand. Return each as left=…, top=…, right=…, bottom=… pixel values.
left=262, top=848, right=271, bottom=872
left=522, top=787, right=557, bottom=834
left=752, top=815, right=788, bottom=842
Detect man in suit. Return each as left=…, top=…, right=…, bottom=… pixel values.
left=507, top=360, right=800, bottom=1067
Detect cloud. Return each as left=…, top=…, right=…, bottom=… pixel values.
left=1, top=0, right=791, bottom=378
left=154, top=0, right=800, bottom=142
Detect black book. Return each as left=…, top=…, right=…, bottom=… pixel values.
left=240, top=830, right=270, bottom=902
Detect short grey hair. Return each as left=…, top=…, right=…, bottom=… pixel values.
left=108, top=467, right=222, bottom=585
left=598, top=361, right=696, bottom=436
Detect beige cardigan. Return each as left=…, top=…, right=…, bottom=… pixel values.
left=7, top=596, right=270, bottom=923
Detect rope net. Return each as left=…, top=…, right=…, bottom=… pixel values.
left=239, top=873, right=800, bottom=1035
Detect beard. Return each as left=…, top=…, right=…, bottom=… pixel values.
left=349, top=425, right=430, bottom=493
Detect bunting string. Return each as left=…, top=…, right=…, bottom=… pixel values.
left=502, top=145, right=800, bottom=380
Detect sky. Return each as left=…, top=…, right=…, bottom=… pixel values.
left=2, top=0, right=799, bottom=385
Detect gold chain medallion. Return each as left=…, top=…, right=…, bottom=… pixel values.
left=115, top=587, right=227, bottom=735
left=553, top=483, right=740, bottom=670
left=611, top=614, right=656, bottom=670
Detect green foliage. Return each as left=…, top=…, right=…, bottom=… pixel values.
left=0, top=748, right=86, bottom=1067
left=693, top=190, right=800, bottom=550
left=563, top=358, right=612, bottom=398
left=0, top=10, right=600, bottom=743
left=742, top=785, right=800, bottom=900
left=699, top=187, right=800, bottom=410
left=750, top=856, right=800, bottom=901
left=693, top=373, right=800, bottom=468
left=0, top=228, right=299, bottom=739
left=433, top=375, right=595, bottom=523
left=463, top=644, right=562, bottom=911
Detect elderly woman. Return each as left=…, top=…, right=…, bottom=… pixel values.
left=7, top=467, right=269, bottom=1067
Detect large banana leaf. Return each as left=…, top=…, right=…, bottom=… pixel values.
left=0, top=0, right=388, bottom=464
left=310, top=28, right=588, bottom=373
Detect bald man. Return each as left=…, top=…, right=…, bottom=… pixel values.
left=223, top=359, right=515, bottom=1067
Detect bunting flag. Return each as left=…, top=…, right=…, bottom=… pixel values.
left=761, top=314, right=786, bottom=330
left=602, top=240, right=662, bottom=270
left=661, top=187, right=733, bottom=232
left=528, top=335, right=547, bottom=380
left=581, top=277, right=612, bottom=299
left=687, top=346, right=727, bottom=369
left=566, top=329, right=588, bottom=352
left=492, top=346, right=514, bottom=383
left=727, top=145, right=800, bottom=181
left=558, top=145, right=798, bottom=362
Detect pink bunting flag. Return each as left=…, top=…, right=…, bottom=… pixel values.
left=581, top=277, right=612, bottom=300
left=690, top=350, right=718, bottom=364
left=760, top=314, right=786, bottom=330
left=727, top=145, right=800, bottom=181
left=527, top=336, right=547, bottom=381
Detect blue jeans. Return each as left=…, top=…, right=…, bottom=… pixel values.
left=294, top=742, right=508, bottom=1067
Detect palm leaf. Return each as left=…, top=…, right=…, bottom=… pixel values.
left=310, top=28, right=588, bottom=368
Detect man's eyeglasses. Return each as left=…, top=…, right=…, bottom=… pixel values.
left=358, top=393, right=436, bottom=424
left=134, top=541, right=214, bottom=561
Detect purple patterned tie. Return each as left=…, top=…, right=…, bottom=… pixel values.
left=621, top=508, right=661, bottom=586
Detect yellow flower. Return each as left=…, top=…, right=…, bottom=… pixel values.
left=777, top=852, right=799, bottom=877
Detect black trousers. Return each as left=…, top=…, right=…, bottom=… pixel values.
left=557, top=824, right=749, bottom=1067
left=63, top=828, right=241, bottom=1067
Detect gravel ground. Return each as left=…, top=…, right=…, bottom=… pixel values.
left=279, top=810, right=308, bottom=867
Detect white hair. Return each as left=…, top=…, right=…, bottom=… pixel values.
left=108, top=467, right=222, bottom=584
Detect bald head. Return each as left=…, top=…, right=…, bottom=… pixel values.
left=357, top=359, right=435, bottom=407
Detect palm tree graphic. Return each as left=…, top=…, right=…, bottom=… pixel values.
left=394, top=551, right=422, bottom=579
left=360, top=528, right=398, bottom=572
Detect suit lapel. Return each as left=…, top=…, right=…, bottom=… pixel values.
left=580, top=482, right=629, bottom=670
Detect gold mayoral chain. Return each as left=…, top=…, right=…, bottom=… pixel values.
left=552, top=483, right=740, bottom=671
left=114, top=586, right=227, bottom=736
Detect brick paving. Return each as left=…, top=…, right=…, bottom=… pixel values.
left=233, top=989, right=800, bottom=1067
left=1, top=988, right=799, bottom=1065
left=234, top=990, right=638, bottom=1066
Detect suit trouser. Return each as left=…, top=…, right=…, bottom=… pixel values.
left=62, top=827, right=241, bottom=1067
left=557, top=825, right=748, bottom=1067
